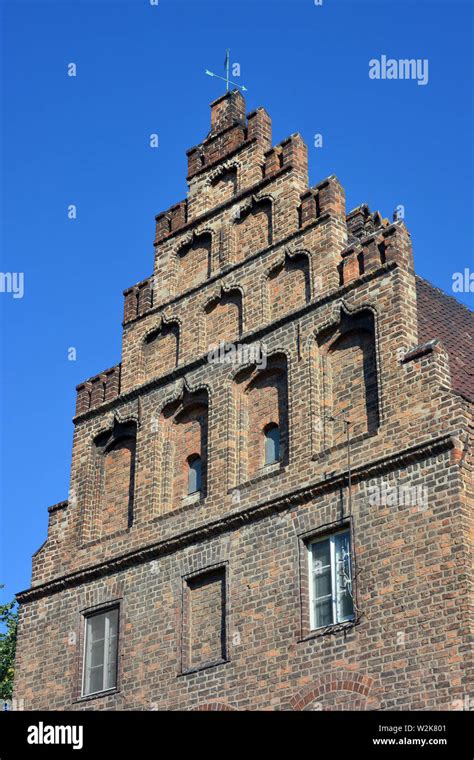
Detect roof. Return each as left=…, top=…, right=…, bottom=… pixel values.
left=416, top=276, right=474, bottom=402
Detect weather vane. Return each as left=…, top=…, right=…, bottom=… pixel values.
left=205, top=49, right=248, bottom=92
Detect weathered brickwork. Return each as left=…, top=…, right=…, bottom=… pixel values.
left=14, top=91, right=473, bottom=711
left=205, top=289, right=242, bottom=348
left=234, top=355, right=288, bottom=481
left=143, top=320, right=179, bottom=382
left=165, top=392, right=209, bottom=507
left=317, top=309, right=379, bottom=442
left=183, top=567, right=227, bottom=672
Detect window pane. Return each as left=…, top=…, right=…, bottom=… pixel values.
left=106, top=608, right=118, bottom=637
left=312, top=537, right=330, bottom=569
left=88, top=665, right=104, bottom=696
left=335, top=531, right=354, bottom=622
left=338, top=586, right=354, bottom=621
left=264, top=424, right=280, bottom=465
left=314, top=597, right=333, bottom=628
left=188, top=455, right=202, bottom=494
left=313, top=565, right=331, bottom=599
left=89, top=612, right=106, bottom=642
left=105, top=610, right=119, bottom=690
left=310, top=538, right=332, bottom=628
left=90, top=639, right=105, bottom=668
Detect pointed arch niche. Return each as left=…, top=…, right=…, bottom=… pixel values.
left=312, top=308, right=380, bottom=453
left=230, top=353, right=288, bottom=486
left=208, top=164, right=238, bottom=206
left=204, top=288, right=243, bottom=351
left=142, top=318, right=180, bottom=382
left=154, top=386, right=209, bottom=515
left=265, top=251, right=311, bottom=322
left=175, top=232, right=212, bottom=292
left=85, top=419, right=137, bottom=542
left=234, top=197, right=273, bottom=261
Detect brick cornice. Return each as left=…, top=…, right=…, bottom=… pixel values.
left=16, top=433, right=454, bottom=604
left=402, top=339, right=438, bottom=363
left=47, top=500, right=68, bottom=514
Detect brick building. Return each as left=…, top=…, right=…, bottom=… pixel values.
left=14, top=91, right=473, bottom=711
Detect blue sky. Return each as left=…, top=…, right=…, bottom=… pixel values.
left=0, top=0, right=472, bottom=604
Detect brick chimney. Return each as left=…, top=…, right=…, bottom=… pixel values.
left=210, top=90, right=246, bottom=135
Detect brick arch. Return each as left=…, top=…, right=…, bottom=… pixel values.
left=313, top=307, right=380, bottom=450
left=189, top=702, right=238, bottom=711
left=206, top=159, right=241, bottom=187
left=156, top=386, right=210, bottom=513
left=85, top=419, right=137, bottom=542
left=203, top=287, right=243, bottom=351
left=141, top=318, right=180, bottom=382
left=264, top=250, right=311, bottom=322
left=174, top=231, right=212, bottom=292
left=207, top=162, right=239, bottom=206
left=232, top=353, right=288, bottom=483
left=234, top=196, right=273, bottom=261
left=102, top=437, right=135, bottom=533
left=290, top=671, right=374, bottom=711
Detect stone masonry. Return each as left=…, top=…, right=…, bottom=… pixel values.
left=14, top=91, right=473, bottom=711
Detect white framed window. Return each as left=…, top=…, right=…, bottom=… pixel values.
left=82, top=607, right=119, bottom=697
left=308, top=529, right=354, bottom=630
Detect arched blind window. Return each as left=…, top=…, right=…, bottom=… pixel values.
left=187, top=454, right=202, bottom=494
left=264, top=423, right=280, bottom=465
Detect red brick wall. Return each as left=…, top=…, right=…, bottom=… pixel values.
left=183, top=568, right=226, bottom=671
left=14, top=448, right=472, bottom=711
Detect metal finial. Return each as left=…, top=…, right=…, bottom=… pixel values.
left=205, top=49, right=248, bottom=92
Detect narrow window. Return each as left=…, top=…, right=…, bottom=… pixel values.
left=187, top=454, right=202, bottom=495
left=264, top=423, right=280, bottom=465
left=308, top=529, right=354, bottom=630
left=82, top=608, right=119, bottom=697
